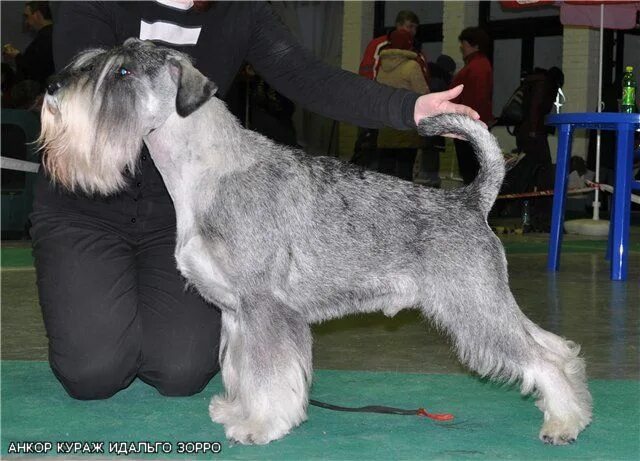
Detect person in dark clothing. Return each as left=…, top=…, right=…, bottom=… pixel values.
left=515, top=66, right=564, bottom=167
left=427, top=55, right=456, bottom=94
left=512, top=67, right=563, bottom=229
left=30, top=1, right=481, bottom=401
left=1, top=63, right=16, bottom=107
left=415, top=54, right=457, bottom=186
left=2, top=2, right=55, bottom=89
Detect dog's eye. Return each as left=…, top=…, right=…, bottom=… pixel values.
left=116, top=66, right=131, bottom=78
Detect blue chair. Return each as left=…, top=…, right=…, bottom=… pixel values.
left=545, top=112, right=640, bottom=281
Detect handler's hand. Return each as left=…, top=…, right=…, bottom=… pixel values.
left=413, top=85, right=487, bottom=133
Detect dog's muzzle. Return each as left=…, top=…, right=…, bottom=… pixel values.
left=46, top=79, right=63, bottom=96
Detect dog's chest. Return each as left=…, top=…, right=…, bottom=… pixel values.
left=174, top=232, right=239, bottom=311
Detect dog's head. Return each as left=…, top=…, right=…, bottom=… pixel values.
left=39, top=38, right=217, bottom=194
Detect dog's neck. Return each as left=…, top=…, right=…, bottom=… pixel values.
left=144, top=97, right=252, bottom=189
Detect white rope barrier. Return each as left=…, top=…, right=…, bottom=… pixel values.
left=497, top=186, right=594, bottom=200
left=498, top=180, right=640, bottom=205
left=1, top=156, right=40, bottom=173
left=587, top=180, right=640, bottom=205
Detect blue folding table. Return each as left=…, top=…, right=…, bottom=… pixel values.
left=545, top=112, right=640, bottom=281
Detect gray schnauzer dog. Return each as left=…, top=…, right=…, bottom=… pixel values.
left=39, top=39, right=591, bottom=445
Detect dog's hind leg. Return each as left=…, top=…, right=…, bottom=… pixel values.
left=422, top=280, right=591, bottom=444
left=209, top=294, right=312, bottom=445
left=520, top=319, right=592, bottom=445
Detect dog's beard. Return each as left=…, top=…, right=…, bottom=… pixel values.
left=38, top=89, right=142, bottom=195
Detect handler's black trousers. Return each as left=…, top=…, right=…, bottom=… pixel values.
left=30, top=158, right=221, bottom=400
left=454, top=139, right=480, bottom=185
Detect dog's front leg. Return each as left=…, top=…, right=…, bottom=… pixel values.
left=209, top=294, right=312, bottom=445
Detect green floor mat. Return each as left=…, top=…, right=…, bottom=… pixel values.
left=1, top=247, right=34, bottom=269
left=2, top=361, right=638, bottom=460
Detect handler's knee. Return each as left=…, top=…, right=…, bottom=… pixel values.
left=51, top=354, right=138, bottom=400
left=139, top=361, right=220, bottom=397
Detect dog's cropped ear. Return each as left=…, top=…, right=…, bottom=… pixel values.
left=168, top=57, right=218, bottom=117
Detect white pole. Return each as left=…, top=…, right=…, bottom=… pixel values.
left=592, top=3, right=604, bottom=221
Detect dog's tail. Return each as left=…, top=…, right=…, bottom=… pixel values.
left=417, top=114, right=504, bottom=216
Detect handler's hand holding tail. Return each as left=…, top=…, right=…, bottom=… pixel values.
left=413, top=85, right=487, bottom=137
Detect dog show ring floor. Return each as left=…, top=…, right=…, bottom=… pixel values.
left=1, top=230, right=639, bottom=460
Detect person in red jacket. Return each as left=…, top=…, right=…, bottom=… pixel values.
left=450, top=27, right=494, bottom=184
left=359, top=10, right=420, bottom=80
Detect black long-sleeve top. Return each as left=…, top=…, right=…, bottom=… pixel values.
left=53, top=1, right=419, bottom=129
left=34, top=1, right=420, bottom=230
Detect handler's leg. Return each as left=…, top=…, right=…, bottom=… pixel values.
left=136, top=226, right=221, bottom=396
left=31, top=210, right=141, bottom=400
left=454, top=139, right=480, bottom=185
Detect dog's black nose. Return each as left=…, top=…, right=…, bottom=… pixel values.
left=46, top=79, right=62, bottom=95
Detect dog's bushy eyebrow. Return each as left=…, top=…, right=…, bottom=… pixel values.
left=65, top=48, right=106, bottom=71
left=66, top=44, right=196, bottom=77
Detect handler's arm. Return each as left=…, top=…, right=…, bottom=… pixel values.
left=245, top=3, right=419, bottom=130
left=52, top=2, right=118, bottom=71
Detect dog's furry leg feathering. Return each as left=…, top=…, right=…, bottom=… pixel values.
left=209, top=296, right=312, bottom=445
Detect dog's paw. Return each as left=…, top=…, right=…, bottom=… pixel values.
left=209, top=395, right=241, bottom=425
left=539, top=418, right=581, bottom=445
left=225, top=419, right=290, bottom=445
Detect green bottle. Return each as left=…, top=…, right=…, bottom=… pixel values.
left=621, top=66, right=637, bottom=113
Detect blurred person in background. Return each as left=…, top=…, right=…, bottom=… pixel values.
left=449, top=27, right=493, bottom=185
left=375, top=29, right=430, bottom=180
left=2, top=1, right=55, bottom=90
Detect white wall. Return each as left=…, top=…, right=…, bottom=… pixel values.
left=384, top=1, right=444, bottom=25
left=534, top=35, right=563, bottom=70
left=493, top=38, right=522, bottom=116
left=422, top=42, right=443, bottom=63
